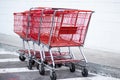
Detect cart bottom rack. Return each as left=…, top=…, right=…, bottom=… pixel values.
left=18, top=49, right=89, bottom=78
left=18, top=49, right=80, bottom=64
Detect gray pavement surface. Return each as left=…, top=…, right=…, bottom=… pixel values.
left=0, top=61, right=26, bottom=68
left=0, top=70, right=95, bottom=80
left=0, top=54, right=17, bottom=59
left=0, top=47, right=120, bottom=80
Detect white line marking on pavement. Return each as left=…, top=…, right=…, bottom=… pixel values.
left=0, top=66, right=68, bottom=74
left=58, top=77, right=90, bottom=80
left=0, top=51, right=19, bottom=56
left=0, top=67, right=38, bottom=73
left=0, top=58, right=20, bottom=62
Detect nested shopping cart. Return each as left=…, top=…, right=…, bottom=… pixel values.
left=14, top=7, right=94, bottom=80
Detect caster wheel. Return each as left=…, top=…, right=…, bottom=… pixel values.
left=36, top=60, right=41, bottom=70
left=57, top=64, right=62, bottom=68
left=82, top=68, right=88, bottom=77
left=50, top=64, right=56, bottom=68
left=38, top=63, right=45, bottom=75
left=50, top=71, right=57, bottom=80
left=44, top=61, right=48, bottom=64
left=36, top=63, right=39, bottom=70
left=69, top=63, right=75, bottom=72
left=27, top=60, right=32, bottom=70
left=31, top=60, right=35, bottom=65
left=19, top=56, right=26, bottom=61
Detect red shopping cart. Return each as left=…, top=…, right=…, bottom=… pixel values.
left=14, top=7, right=94, bottom=80
left=14, top=7, right=55, bottom=67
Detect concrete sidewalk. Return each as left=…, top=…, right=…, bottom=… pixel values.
left=0, top=33, right=120, bottom=78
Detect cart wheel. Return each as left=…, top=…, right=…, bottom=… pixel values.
left=19, top=56, right=26, bottom=61
left=27, top=60, right=32, bottom=70
left=82, top=68, right=88, bottom=77
left=36, top=60, right=41, bottom=69
left=50, top=64, right=56, bottom=68
left=38, top=63, right=45, bottom=75
left=44, top=61, right=48, bottom=64
left=69, top=63, right=75, bottom=72
left=36, top=63, right=39, bottom=70
left=31, top=60, right=35, bottom=65
left=50, top=71, right=57, bottom=80
left=57, top=64, right=62, bottom=68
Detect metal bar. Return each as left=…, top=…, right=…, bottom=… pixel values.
left=26, top=7, right=39, bottom=39
left=33, top=55, right=53, bottom=70
left=49, top=48, right=55, bottom=68
left=79, top=47, right=88, bottom=63
left=27, top=41, right=31, bottom=58
left=42, top=45, right=45, bottom=60
left=20, top=39, right=26, bottom=56
left=26, top=8, right=36, bottom=39
left=33, top=59, right=55, bottom=70
left=48, top=10, right=56, bottom=46
left=79, top=12, right=87, bottom=42
left=33, top=59, right=41, bottom=65
left=74, top=11, right=79, bottom=27
left=39, top=44, right=44, bottom=62
left=22, top=39, right=25, bottom=50
left=38, top=9, right=44, bottom=44
left=33, top=42, right=36, bottom=58
left=68, top=47, right=75, bottom=59
left=30, top=7, right=50, bottom=11
left=58, top=47, right=61, bottom=55
left=68, top=47, right=72, bottom=58
left=44, top=63, right=54, bottom=70
left=58, top=12, right=64, bottom=37
left=82, top=12, right=94, bottom=45
left=60, top=12, right=64, bottom=27
left=70, top=11, right=79, bottom=41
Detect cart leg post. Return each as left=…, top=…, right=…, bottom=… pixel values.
left=27, top=41, right=31, bottom=58
left=58, top=47, right=61, bottom=55
left=37, top=44, right=45, bottom=73
left=38, top=44, right=45, bottom=76
left=79, top=47, right=89, bottom=77
left=19, top=39, right=26, bottom=61
left=31, top=42, right=36, bottom=65
left=49, top=48, right=55, bottom=69
left=22, top=39, right=25, bottom=50
left=49, top=48, right=57, bottom=80
left=79, top=47, right=88, bottom=64
left=33, top=42, right=36, bottom=59
left=39, top=44, right=44, bottom=62
left=42, top=45, right=45, bottom=60
left=20, top=39, right=26, bottom=56
left=26, top=41, right=33, bottom=70
left=68, top=47, right=75, bottom=59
